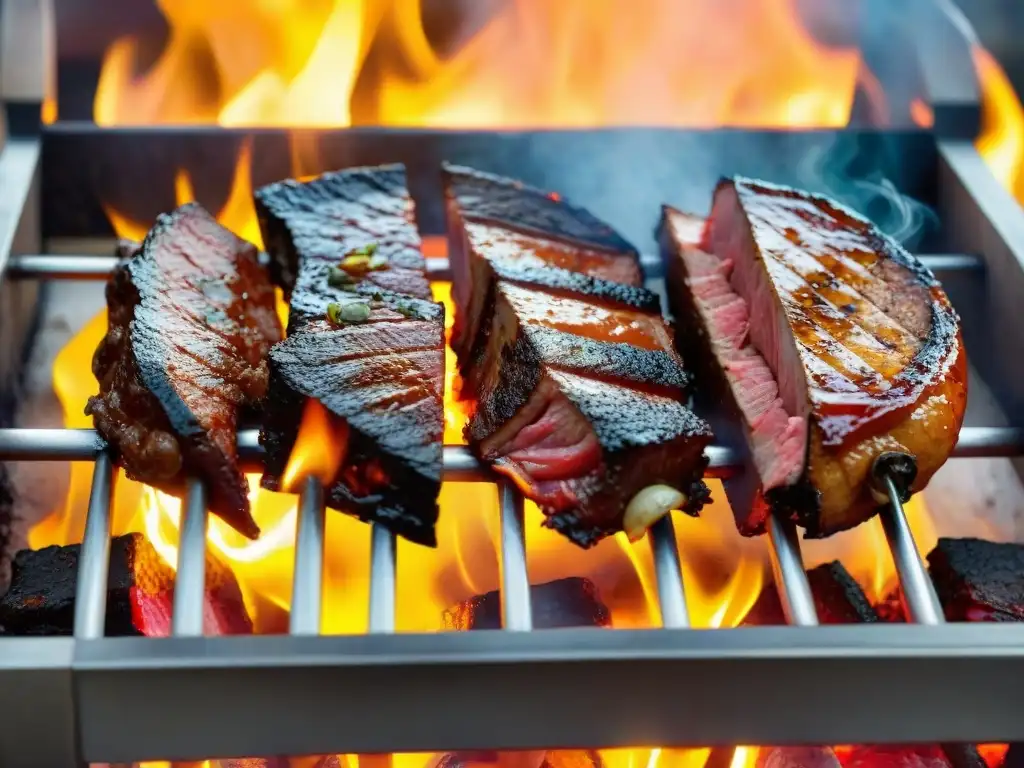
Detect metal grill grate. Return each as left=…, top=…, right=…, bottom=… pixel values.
left=2, top=254, right=1022, bottom=639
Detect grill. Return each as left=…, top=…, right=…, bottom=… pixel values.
left=6, top=1, right=1024, bottom=766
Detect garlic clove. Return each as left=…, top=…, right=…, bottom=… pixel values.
left=624, top=484, right=687, bottom=542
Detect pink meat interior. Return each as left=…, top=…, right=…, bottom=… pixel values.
left=669, top=197, right=806, bottom=489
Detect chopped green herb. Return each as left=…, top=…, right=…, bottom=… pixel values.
left=372, top=291, right=384, bottom=302
left=368, top=253, right=389, bottom=271
left=326, top=302, right=343, bottom=325
left=339, top=254, right=371, bottom=275
left=395, top=302, right=420, bottom=319
left=327, top=266, right=355, bottom=288
left=340, top=302, right=372, bottom=323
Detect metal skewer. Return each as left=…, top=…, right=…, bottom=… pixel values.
left=871, top=452, right=945, bottom=625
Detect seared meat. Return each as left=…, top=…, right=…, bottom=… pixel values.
left=255, top=163, right=431, bottom=302
left=928, top=537, right=1024, bottom=622
left=445, top=165, right=712, bottom=547
left=87, top=203, right=282, bottom=539
left=756, top=747, right=841, bottom=768
left=744, top=560, right=877, bottom=625
left=659, top=178, right=966, bottom=538
left=256, top=166, right=444, bottom=546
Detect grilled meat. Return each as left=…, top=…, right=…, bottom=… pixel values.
left=87, top=203, right=282, bottom=539
left=744, top=560, right=878, bottom=625
left=256, top=166, right=444, bottom=546
left=0, top=533, right=252, bottom=636
left=928, top=537, right=1024, bottom=622
left=445, top=165, right=712, bottom=547
left=659, top=178, right=966, bottom=538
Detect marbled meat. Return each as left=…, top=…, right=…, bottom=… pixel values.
left=256, top=165, right=444, bottom=546
left=659, top=178, right=966, bottom=538
left=87, top=203, right=282, bottom=539
left=444, top=164, right=712, bottom=548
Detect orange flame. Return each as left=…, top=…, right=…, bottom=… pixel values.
left=92, top=0, right=868, bottom=129
left=282, top=400, right=350, bottom=491
left=975, top=46, right=1024, bottom=201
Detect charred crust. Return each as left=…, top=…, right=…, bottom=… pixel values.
left=927, top=537, right=1024, bottom=621
left=256, top=164, right=425, bottom=295
left=467, top=331, right=544, bottom=443
left=523, top=325, right=690, bottom=393
left=490, top=259, right=661, bottom=312
left=442, top=163, right=639, bottom=257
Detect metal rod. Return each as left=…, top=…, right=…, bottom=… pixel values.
left=879, top=475, right=945, bottom=625
left=172, top=479, right=209, bottom=638
left=498, top=481, right=532, bottom=631
left=649, top=514, right=690, bottom=628
left=368, top=524, right=397, bottom=633
left=290, top=477, right=326, bottom=636
left=6, top=252, right=985, bottom=281
left=766, top=514, right=820, bottom=627
left=0, top=427, right=1016, bottom=470
left=73, top=452, right=116, bottom=639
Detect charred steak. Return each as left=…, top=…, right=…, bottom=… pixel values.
left=659, top=178, right=966, bottom=538
left=256, top=165, right=444, bottom=546
left=87, top=203, right=282, bottom=539
left=444, top=164, right=712, bottom=547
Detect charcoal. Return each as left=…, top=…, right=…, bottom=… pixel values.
left=0, top=532, right=251, bottom=636
left=0, top=462, right=15, bottom=595
left=444, top=577, right=611, bottom=631
left=842, top=746, right=951, bottom=768
left=1004, top=743, right=1024, bottom=768
left=745, top=561, right=878, bottom=625
left=756, top=747, right=841, bottom=768
left=927, top=538, right=1024, bottom=622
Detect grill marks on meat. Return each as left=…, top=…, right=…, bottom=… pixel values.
left=659, top=178, right=966, bottom=538
left=445, top=165, right=712, bottom=547
left=256, top=166, right=444, bottom=546
left=87, top=203, right=282, bottom=539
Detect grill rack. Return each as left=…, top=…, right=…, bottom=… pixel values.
left=6, top=247, right=1024, bottom=763
left=6, top=124, right=1024, bottom=763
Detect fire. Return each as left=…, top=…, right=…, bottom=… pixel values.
left=93, top=0, right=866, bottom=129
left=974, top=46, right=1024, bottom=201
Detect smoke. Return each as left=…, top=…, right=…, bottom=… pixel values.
left=795, top=133, right=940, bottom=251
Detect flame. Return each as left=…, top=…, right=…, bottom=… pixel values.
left=92, top=0, right=868, bottom=129
left=975, top=46, right=1024, bottom=201
left=282, top=400, right=350, bottom=491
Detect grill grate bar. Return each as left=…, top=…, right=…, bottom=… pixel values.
left=290, top=477, right=326, bottom=635
left=72, top=453, right=116, bottom=639
left=499, top=481, right=533, bottom=631
left=881, top=476, right=945, bottom=625
left=2, top=427, right=1016, bottom=466
left=171, top=479, right=209, bottom=637
left=5, top=252, right=987, bottom=282
left=767, top=514, right=820, bottom=626
left=649, top=515, right=690, bottom=628
left=368, top=524, right=397, bottom=633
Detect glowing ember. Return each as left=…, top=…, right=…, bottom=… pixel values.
left=92, top=0, right=866, bottom=129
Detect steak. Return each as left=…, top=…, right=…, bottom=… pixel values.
left=744, top=560, right=878, bottom=625
left=444, top=165, right=712, bottom=547
left=87, top=203, right=282, bottom=539
left=927, top=537, right=1024, bottom=622
left=659, top=178, right=966, bottom=538
left=0, top=533, right=252, bottom=636
left=256, top=166, right=444, bottom=546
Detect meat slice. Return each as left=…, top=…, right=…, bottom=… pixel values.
left=927, top=537, right=1024, bottom=622
left=659, top=178, right=966, bottom=538
left=445, top=164, right=712, bottom=547
left=87, top=203, right=282, bottom=539
left=256, top=166, right=444, bottom=546
left=0, top=533, right=252, bottom=636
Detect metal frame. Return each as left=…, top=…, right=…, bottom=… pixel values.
left=3, top=151, right=1024, bottom=762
